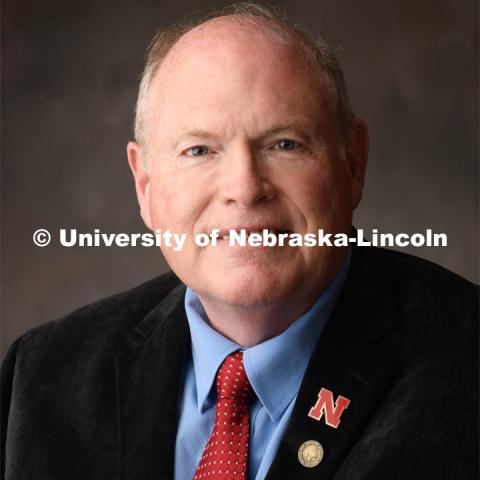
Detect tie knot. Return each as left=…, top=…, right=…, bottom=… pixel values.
left=216, top=351, right=254, bottom=402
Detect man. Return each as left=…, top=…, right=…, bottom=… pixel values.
left=1, top=3, right=477, bottom=480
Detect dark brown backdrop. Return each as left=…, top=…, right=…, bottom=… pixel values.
left=2, top=0, right=478, bottom=357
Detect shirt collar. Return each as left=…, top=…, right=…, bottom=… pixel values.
left=185, top=248, right=351, bottom=421
left=185, top=289, right=240, bottom=413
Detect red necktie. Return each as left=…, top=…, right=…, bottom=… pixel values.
left=193, top=351, right=254, bottom=480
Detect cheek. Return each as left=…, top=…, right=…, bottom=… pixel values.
left=147, top=177, right=208, bottom=235
left=292, top=166, right=353, bottom=227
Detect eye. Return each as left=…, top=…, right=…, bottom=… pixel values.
left=185, top=145, right=210, bottom=157
left=274, top=139, right=299, bottom=151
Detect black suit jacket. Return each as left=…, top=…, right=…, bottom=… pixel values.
left=1, top=246, right=478, bottom=479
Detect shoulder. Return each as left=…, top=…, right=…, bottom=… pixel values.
left=333, top=247, right=478, bottom=479
left=359, top=245, right=478, bottom=311
left=5, top=271, right=183, bottom=363
left=355, top=246, right=478, bottom=355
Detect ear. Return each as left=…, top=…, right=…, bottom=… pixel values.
left=346, top=118, right=369, bottom=209
left=127, top=141, right=153, bottom=230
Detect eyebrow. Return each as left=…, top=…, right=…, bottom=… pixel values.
left=173, top=118, right=315, bottom=147
left=260, top=119, right=314, bottom=139
left=175, top=129, right=220, bottom=143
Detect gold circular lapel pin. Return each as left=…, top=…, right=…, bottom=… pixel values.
left=298, top=440, right=324, bottom=468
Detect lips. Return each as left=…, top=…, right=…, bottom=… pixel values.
left=213, top=227, right=293, bottom=240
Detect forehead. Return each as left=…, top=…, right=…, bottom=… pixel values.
left=160, top=16, right=300, bottom=76
left=148, top=18, right=331, bottom=136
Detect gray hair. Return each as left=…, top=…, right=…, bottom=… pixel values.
left=134, top=2, right=355, bottom=158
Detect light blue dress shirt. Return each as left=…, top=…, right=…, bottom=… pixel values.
left=174, top=251, right=351, bottom=480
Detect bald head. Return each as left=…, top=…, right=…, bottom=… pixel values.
left=156, top=16, right=296, bottom=99
left=142, top=19, right=340, bottom=169
left=144, top=17, right=333, bottom=150
left=134, top=3, right=354, bottom=160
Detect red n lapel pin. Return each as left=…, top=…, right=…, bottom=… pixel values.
left=308, top=388, right=351, bottom=429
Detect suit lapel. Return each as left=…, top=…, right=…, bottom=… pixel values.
left=115, top=283, right=189, bottom=480
left=266, top=247, right=402, bottom=480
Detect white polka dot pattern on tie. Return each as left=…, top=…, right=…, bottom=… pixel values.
left=193, top=351, right=254, bottom=480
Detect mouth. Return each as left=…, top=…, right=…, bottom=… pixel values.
left=214, top=227, right=293, bottom=241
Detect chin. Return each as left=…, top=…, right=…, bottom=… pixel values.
left=206, top=268, right=297, bottom=307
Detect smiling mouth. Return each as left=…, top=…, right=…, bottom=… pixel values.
left=214, top=228, right=293, bottom=240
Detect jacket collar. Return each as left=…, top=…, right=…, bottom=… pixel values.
left=265, top=245, right=402, bottom=479
left=115, top=281, right=189, bottom=480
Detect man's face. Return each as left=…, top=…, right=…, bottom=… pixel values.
left=129, top=23, right=367, bottom=310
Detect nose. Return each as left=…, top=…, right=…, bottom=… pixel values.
left=220, top=145, right=276, bottom=207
